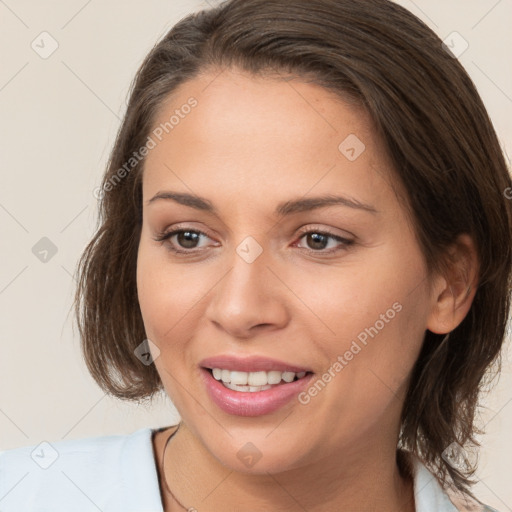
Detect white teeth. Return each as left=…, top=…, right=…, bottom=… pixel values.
left=267, top=371, right=282, bottom=385
left=282, top=371, right=295, bottom=383
left=209, top=368, right=308, bottom=388
left=230, top=371, right=248, bottom=385
left=248, top=371, right=267, bottom=386
left=224, top=382, right=272, bottom=392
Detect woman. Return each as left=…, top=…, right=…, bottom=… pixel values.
left=1, top=0, right=510, bottom=510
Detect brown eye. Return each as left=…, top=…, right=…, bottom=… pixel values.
left=175, top=230, right=201, bottom=249
left=296, top=229, right=354, bottom=254
left=153, top=228, right=214, bottom=254
left=305, top=232, right=330, bottom=250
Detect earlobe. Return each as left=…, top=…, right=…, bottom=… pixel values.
left=426, top=234, right=479, bottom=335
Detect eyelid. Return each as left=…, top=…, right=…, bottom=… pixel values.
left=153, top=224, right=216, bottom=247
left=295, top=224, right=355, bottom=240
left=293, top=226, right=354, bottom=255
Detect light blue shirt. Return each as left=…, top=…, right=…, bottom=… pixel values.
left=0, top=427, right=499, bottom=511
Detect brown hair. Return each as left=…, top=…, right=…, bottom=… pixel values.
left=73, top=0, right=512, bottom=497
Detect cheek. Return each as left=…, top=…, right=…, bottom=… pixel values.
left=297, top=286, right=427, bottom=447
left=293, top=243, right=429, bottom=378
left=136, top=242, right=206, bottom=403
left=136, top=240, right=206, bottom=341
left=136, top=244, right=167, bottom=339
left=288, top=255, right=422, bottom=344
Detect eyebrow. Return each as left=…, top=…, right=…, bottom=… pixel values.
left=146, top=191, right=379, bottom=216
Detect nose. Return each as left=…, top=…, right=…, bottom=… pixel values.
left=204, top=243, right=290, bottom=339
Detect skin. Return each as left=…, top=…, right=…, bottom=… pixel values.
left=137, top=68, right=478, bottom=512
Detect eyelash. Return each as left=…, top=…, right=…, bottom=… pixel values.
left=153, top=226, right=354, bottom=257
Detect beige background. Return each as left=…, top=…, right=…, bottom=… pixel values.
left=1, top=0, right=511, bottom=510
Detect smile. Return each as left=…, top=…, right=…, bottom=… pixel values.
left=199, top=355, right=314, bottom=416
left=208, top=368, right=308, bottom=392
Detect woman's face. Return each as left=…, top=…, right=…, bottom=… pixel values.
left=137, top=68, right=437, bottom=473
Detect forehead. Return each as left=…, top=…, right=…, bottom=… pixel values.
left=142, top=69, right=396, bottom=214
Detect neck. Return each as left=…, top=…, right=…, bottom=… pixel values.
left=155, top=423, right=416, bottom=512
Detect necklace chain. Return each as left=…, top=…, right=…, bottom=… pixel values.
left=160, top=424, right=414, bottom=511
left=161, top=422, right=191, bottom=511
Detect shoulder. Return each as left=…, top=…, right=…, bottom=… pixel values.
left=407, top=451, right=501, bottom=512
left=0, top=427, right=164, bottom=512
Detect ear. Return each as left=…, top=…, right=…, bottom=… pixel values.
left=426, top=234, right=479, bottom=335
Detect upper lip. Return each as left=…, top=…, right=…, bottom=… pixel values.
left=199, top=355, right=312, bottom=373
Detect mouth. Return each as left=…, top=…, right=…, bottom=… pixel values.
left=203, top=367, right=313, bottom=392
left=199, top=357, right=315, bottom=416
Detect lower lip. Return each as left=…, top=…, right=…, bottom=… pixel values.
left=200, top=368, right=314, bottom=417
